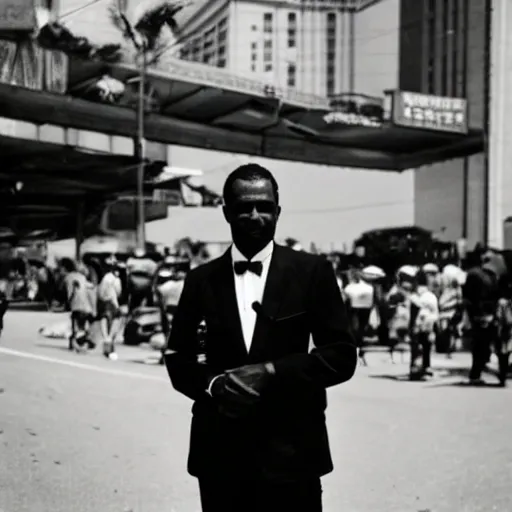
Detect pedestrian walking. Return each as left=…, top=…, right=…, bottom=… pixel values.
left=97, top=255, right=123, bottom=359
left=164, top=163, right=357, bottom=512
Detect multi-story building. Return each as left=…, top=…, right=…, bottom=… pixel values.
left=175, top=0, right=381, bottom=96
left=398, top=0, right=488, bottom=248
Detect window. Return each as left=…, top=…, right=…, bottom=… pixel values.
left=287, top=63, right=296, bottom=88
left=251, top=42, right=257, bottom=50
left=264, top=63, right=272, bottom=72
left=263, top=40, right=272, bottom=62
left=251, top=64, right=256, bottom=72
left=441, top=0, right=449, bottom=95
left=426, top=0, right=436, bottom=93
left=451, top=0, right=459, bottom=96
left=287, top=30, right=296, bottom=48
left=251, top=53, right=257, bottom=61
left=251, top=24, right=257, bottom=31
left=217, top=29, right=227, bottom=43
left=326, top=12, right=336, bottom=95
left=263, top=12, right=273, bottom=33
left=218, top=58, right=226, bottom=68
left=287, top=12, right=296, bottom=48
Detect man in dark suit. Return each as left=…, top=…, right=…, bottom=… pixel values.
left=165, top=163, right=357, bottom=512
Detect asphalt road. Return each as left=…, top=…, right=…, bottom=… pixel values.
left=1, top=311, right=511, bottom=512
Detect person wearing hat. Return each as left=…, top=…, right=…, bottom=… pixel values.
left=97, top=255, right=123, bottom=359
left=463, top=250, right=508, bottom=385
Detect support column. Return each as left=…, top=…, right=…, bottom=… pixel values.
left=75, top=201, right=84, bottom=261
left=488, top=0, right=510, bottom=248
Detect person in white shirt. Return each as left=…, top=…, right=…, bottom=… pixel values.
left=343, top=269, right=375, bottom=364
left=409, top=270, right=439, bottom=379
left=97, top=255, right=123, bottom=359
left=164, top=163, right=357, bottom=512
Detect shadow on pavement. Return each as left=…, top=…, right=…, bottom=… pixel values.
left=370, top=364, right=511, bottom=389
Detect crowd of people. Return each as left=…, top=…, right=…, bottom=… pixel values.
left=56, top=249, right=188, bottom=360
left=336, top=248, right=512, bottom=386
left=1, top=231, right=510, bottom=387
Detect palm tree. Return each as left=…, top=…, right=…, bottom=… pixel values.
left=108, top=0, right=188, bottom=250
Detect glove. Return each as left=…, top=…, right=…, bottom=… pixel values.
left=226, top=362, right=275, bottom=398
left=210, top=362, right=275, bottom=419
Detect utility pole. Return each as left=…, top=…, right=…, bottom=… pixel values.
left=135, top=49, right=147, bottom=251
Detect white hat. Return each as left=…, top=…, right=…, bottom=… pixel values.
left=442, top=264, right=466, bottom=285
left=397, top=265, right=418, bottom=278
left=423, top=263, right=439, bottom=273
left=361, top=265, right=385, bottom=281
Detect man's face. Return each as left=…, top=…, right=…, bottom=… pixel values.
left=223, top=178, right=281, bottom=251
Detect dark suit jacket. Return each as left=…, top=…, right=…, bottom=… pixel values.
left=166, top=244, right=357, bottom=482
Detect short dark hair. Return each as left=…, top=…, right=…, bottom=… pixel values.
left=415, top=270, right=428, bottom=286
left=59, top=257, right=76, bottom=273
left=223, top=163, right=279, bottom=206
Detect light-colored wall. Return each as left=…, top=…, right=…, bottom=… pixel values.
left=146, top=145, right=415, bottom=251
left=488, top=0, right=512, bottom=248
left=354, top=0, right=400, bottom=96
left=414, top=159, right=465, bottom=242
left=178, top=0, right=357, bottom=94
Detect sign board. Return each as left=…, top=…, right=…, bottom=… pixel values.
left=390, top=90, right=469, bottom=134
left=326, top=93, right=386, bottom=128
left=0, top=0, right=36, bottom=32
left=163, top=58, right=330, bottom=110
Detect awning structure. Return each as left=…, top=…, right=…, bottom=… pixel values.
left=0, top=55, right=483, bottom=172
left=0, top=31, right=484, bottom=238
left=0, top=125, right=211, bottom=238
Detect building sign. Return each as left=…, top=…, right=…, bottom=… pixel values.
left=0, top=0, right=36, bottom=32
left=325, top=93, right=386, bottom=128
left=390, top=90, right=468, bottom=134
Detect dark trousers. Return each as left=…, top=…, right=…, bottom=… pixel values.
left=0, top=294, right=8, bottom=331
left=469, top=323, right=494, bottom=380
left=410, top=332, right=432, bottom=378
left=350, top=308, right=372, bottom=348
left=198, top=477, right=322, bottom=512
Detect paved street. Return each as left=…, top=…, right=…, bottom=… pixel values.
left=1, top=310, right=511, bottom=512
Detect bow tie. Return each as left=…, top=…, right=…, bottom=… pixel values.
left=234, top=260, right=263, bottom=276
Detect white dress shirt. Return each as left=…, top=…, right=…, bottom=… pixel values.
left=232, top=241, right=274, bottom=352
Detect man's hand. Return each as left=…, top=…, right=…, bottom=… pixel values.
left=226, top=362, right=275, bottom=397
left=209, top=362, right=275, bottom=419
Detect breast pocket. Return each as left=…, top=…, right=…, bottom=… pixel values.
left=274, top=310, right=307, bottom=323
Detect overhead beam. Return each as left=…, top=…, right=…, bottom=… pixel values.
left=0, top=85, right=401, bottom=170
left=397, top=135, right=484, bottom=170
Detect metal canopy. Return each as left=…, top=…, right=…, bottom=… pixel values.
left=0, top=56, right=484, bottom=171
left=0, top=134, right=140, bottom=235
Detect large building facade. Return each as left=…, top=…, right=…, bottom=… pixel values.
left=399, top=0, right=488, bottom=249
left=175, top=0, right=389, bottom=96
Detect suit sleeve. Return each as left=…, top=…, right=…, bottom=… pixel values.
left=163, top=272, right=215, bottom=401
left=272, top=258, right=357, bottom=389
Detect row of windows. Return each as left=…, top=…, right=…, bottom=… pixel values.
left=425, top=0, right=467, bottom=97
left=179, top=17, right=228, bottom=68
left=326, top=12, right=337, bottom=95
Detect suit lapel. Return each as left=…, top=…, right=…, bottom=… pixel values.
left=249, top=244, right=291, bottom=360
left=211, top=249, right=248, bottom=359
